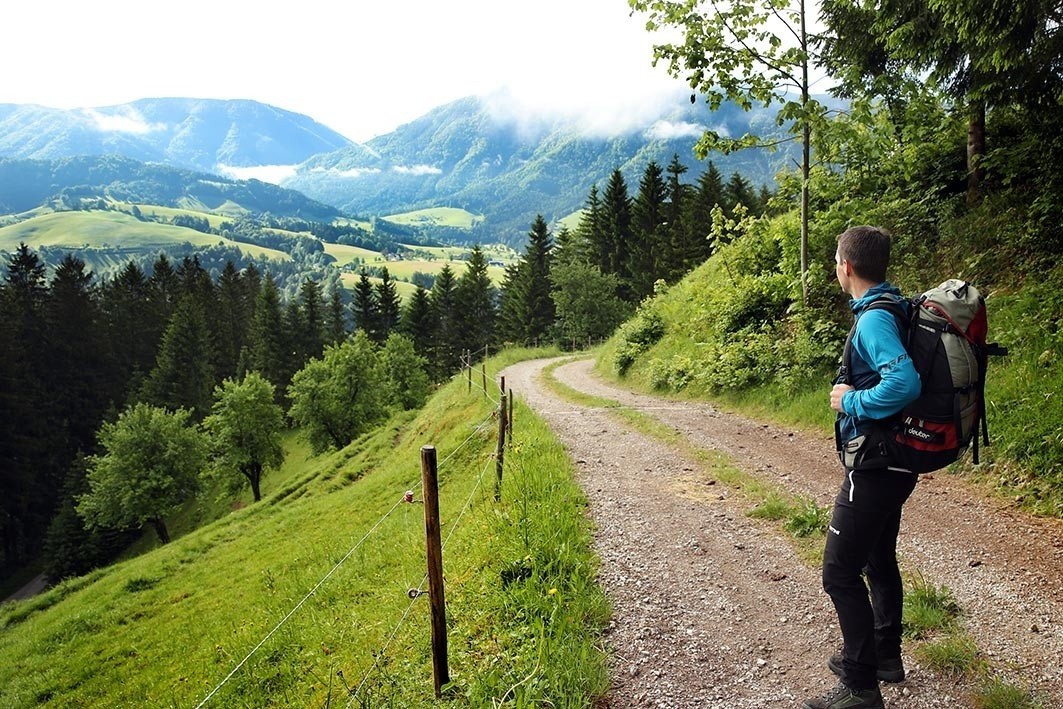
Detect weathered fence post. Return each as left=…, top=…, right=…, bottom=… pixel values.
left=464, top=350, right=471, bottom=393
left=495, top=392, right=507, bottom=501
left=480, top=362, right=487, bottom=394
left=420, top=445, right=449, bottom=696
left=508, top=390, right=514, bottom=444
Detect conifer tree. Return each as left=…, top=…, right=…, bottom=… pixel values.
left=248, top=274, right=289, bottom=394
left=428, top=264, right=460, bottom=376
left=102, top=262, right=158, bottom=389
left=630, top=160, right=669, bottom=300
left=400, top=285, right=435, bottom=363
left=601, top=170, right=634, bottom=299
left=140, top=295, right=216, bottom=419
left=46, top=255, right=111, bottom=456
left=724, top=172, right=757, bottom=217
left=297, top=278, right=326, bottom=360
left=498, top=216, right=555, bottom=345
left=0, top=244, right=52, bottom=568
left=375, top=268, right=401, bottom=343
left=664, top=154, right=692, bottom=281
left=216, top=261, right=248, bottom=382
left=325, top=282, right=347, bottom=344
left=577, top=184, right=608, bottom=272
left=686, top=163, right=725, bottom=267
left=454, top=246, right=496, bottom=357
left=351, top=270, right=379, bottom=340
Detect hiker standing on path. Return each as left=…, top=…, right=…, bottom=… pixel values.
left=804, top=226, right=922, bottom=709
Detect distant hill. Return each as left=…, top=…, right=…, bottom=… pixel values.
left=0, top=155, right=341, bottom=221
left=282, top=94, right=811, bottom=243
left=0, top=98, right=352, bottom=173
left=0, top=94, right=840, bottom=247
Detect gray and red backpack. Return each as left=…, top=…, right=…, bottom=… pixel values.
left=836, top=279, right=1008, bottom=474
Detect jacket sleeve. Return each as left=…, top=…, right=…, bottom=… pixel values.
left=841, top=309, right=921, bottom=420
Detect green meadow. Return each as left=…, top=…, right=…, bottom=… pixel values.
left=0, top=211, right=290, bottom=264
left=0, top=348, right=609, bottom=707
left=383, top=207, right=484, bottom=230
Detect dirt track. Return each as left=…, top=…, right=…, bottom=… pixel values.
left=500, top=356, right=1063, bottom=708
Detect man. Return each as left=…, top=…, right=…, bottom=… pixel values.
left=803, top=226, right=922, bottom=709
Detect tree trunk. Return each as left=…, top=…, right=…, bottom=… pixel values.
left=799, top=0, right=810, bottom=306
left=151, top=517, right=170, bottom=544
left=967, top=99, right=986, bottom=208
left=244, top=463, right=263, bottom=502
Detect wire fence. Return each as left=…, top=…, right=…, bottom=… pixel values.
left=196, top=362, right=508, bottom=708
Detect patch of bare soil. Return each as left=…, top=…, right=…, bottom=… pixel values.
left=500, top=357, right=1063, bottom=708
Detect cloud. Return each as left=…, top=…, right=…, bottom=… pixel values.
left=392, top=164, right=442, bottom=176
left=217, top=164, right=299, bottom=184
left=308, top=166, right=382, bottom=178
left=645, top=120, right=706, bottom=141
left=82, top=107, right=166, bottom=134
left=482, top=83, right=691, bottom=140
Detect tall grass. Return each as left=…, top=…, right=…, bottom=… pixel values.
left=0, top=347, right=608, bottom=707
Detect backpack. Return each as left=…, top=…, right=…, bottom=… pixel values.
left=836, top=279, right=1008, bottom=474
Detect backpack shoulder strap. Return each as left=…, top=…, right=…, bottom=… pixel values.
left=863, top=295, right=911, bottom=348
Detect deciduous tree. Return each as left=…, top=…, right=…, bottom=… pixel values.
left=203, top=372, right=285, bottom=502
left=77, top=404, right=207, bottom=544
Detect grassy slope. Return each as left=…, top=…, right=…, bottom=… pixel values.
left=383, top=207, right=484, bottom=229
left=0, top=211, right=290, bottom=263
left=594, top=233, right=1063, bottom=516
left=0, top=348, right=608, bottom=707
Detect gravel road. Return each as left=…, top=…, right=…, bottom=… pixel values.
left=500, top=356, right=1063, bottom=708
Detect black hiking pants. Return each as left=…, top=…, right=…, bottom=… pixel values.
left=822, top=467, right=917, bottom=691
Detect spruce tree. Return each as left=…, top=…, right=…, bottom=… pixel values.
left=325, top=282, right=347, bottom=344
left=0, top=244, right=52, bottom=569
left=498, top=216, right=555, bottom=345
left=248, top=274, right=289, bottom=395
left=101, top=262, right=158, bottom=400
left=454, top=246, right=496, bottom=357
left=297, top=278, right=326, bottom=360
left=664, top=154, right=692, bottom=281
left=428, top=265, right=460, bottom=377
left=140, top=295, right=216, bottom=420
left=375, top=268, right=401, bottom=343
left=601, top=170, right=633, bottom=299
left=351, top=271, right=379, bottom=340
left=630, top=160, right=669, bottom=300
left=577, top=184, right=608, bottom=272
left=687, top=163, right=726, bottom=267
left=216, top=261, right=248, bottom=382
left=400, top=285, right=435, bottom=363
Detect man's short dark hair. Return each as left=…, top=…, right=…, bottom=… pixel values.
left=837, top=225, right=891, bottom=283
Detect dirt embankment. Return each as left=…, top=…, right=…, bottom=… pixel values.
left=500, top=357, right=1063, bottom=708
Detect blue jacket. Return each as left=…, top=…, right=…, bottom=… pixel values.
left=837, top=282, right=922, bottom=445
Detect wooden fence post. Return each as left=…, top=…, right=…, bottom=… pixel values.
left=480, top=362, right=487, bottom=394
left=420, top=445, right=449, bottom=696
left=465, top=350, right=472, bottom=393
left=508, top=390, right=514, bottom=444
left=495, top=393, right=507, bottom=501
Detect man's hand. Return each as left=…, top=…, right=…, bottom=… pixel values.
left=831, top=383, right=852, bottom=414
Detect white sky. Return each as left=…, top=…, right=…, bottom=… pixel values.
left=2, top=0, right=691, bottom=143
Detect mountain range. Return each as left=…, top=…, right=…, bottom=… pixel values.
left=0, top=95, right=810, bottom=244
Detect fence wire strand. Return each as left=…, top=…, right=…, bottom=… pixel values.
left=203, top=376, right=504, bottom=707
left=195, top=495, right=407, bottom=708
left=347, top=449, right=495, bottom=703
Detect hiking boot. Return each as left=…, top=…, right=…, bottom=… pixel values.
left=802, top=681, right=885, bottom=709
left=828, top=652, right=906, bottom=683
